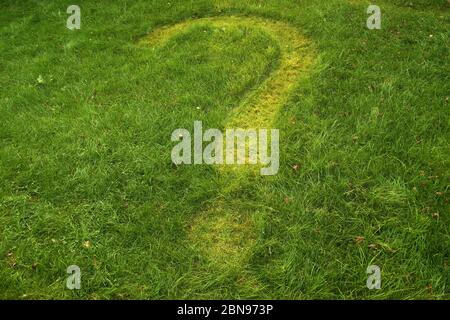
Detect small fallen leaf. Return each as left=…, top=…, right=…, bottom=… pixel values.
left=7, top=253, right=17, bottom=268
left=82, top=240, right=92, bottom=249
left=354, top=236, right=365, bottom=244
left=432, top=212, right=440, bottom=220
left=292, top=164, right=300, bottom=171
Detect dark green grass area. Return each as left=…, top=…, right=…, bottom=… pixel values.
left=0, top=0, right=449, bottom=299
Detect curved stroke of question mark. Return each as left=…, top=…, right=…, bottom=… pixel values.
left=141, top=15, right=315, bottom=286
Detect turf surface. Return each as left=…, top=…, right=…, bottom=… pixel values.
left=0, top=0, right=449, bottom=299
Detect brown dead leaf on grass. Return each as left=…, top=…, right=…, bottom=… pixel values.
left=354, top=236, right=365, bottom=244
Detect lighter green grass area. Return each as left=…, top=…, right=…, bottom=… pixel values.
left=0, top=0, right=449, bottom=299
left=142, top=17, right=314, bottom=288
left=141, top=16, right=314, bottom=129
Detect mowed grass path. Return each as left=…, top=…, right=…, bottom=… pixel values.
left=0, top=0, right=449, bottom=299
left=143, top=16, right=315, bottom=295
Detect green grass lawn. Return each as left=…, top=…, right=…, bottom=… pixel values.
left=0, top=0, right=449, bottom=299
